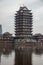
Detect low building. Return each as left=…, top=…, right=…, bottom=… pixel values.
left=3, top=32, right=12, bottom=38
left=33, top=33, right=43, bottom=42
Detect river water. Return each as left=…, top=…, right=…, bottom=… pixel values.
left=0, top=50, right=43, bottom=65
left=0, top=43, right=43, bottom=65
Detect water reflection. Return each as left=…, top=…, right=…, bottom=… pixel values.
left=32, top=53, right=43, bottom=65
left=15, top=48, right=32, bottom=65
left=1, top=51, right=15, bottom=65
left=34, top=48, right=43, bottom=55
left=0, top=43, right=43, bottom=65
left=0, top=52, right=1, bottom=63
left=0, top=42, right=14, bottom=65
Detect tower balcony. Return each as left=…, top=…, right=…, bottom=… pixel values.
left=15, top=27, right=32, bottom=30
left=15, top=24, right=32, bottom=26
left=15, top=30, right=32, bottom=33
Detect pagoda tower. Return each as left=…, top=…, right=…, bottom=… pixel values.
left=15, top=6, right=33, bottom=43
left=15, top=6, right=32, bottom=38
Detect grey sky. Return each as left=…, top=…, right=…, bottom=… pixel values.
left=0, top=0, right=43, bottom=35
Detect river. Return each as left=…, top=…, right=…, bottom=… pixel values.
left=0, top=43, right=43, bottom=65
left=0, top=49, right=43, bottom=65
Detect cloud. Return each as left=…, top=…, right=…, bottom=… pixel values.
left=39, top=0, right=43, bottom=2
left=33, top=6, right=43, bottom=34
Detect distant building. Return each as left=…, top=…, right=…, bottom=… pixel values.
left=0, top=25, right=2, bottom=37
left=0, top=25, right=2, bottom=34
left=15, top=6, right=33, bottom=38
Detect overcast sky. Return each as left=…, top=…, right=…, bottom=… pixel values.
left=0, top=0, right=43, bottom=35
